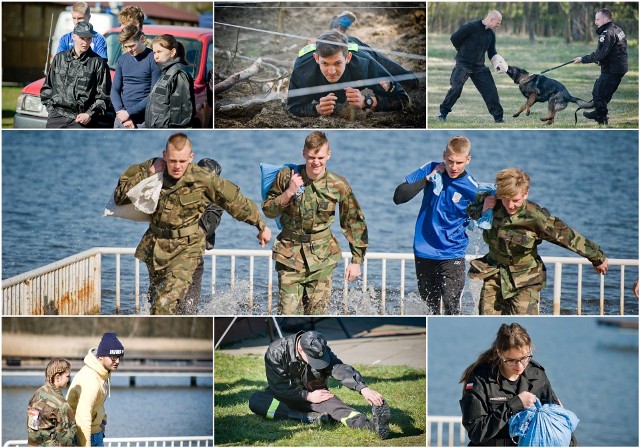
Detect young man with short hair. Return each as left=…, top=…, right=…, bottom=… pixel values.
left=118, top=5, right=145, bottom=29
left=467, top=167, right=608, bottom=315
left=394, top=136, right=479, bottom=314
left=56, top=2, right=107, bottom=60
left=262, top=131, right=367, bottom=314
left=41, top=22, right=111, bottom=128
left=111, top=25, right=161, bottom=128
left=287, top=30, right=409, bottom=117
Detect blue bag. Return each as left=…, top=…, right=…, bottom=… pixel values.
left=508, top=398, right=579, bottom=446
left=475, top=183, right=496, bottom=230
left=405, top=162, right=443, bottom=196
left=260, top=163, right=305, bottom=230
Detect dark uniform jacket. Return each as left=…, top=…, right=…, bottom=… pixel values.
left=145, top=60, right=196, bottom=128
left=265, top=331, right=367, bottom=403
left=287, top=46, right=410, bottom=117
left=467, top=198, right=605, bottom=299
left=460, top=360, right=573, bottom=446
left=451, top=20, right=497, bottom=68
left=41, top=48, right=111, bottom=119
left=581, top=22, right=628, bottom=74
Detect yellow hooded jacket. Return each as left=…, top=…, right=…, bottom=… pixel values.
left=66, top=348, right=110, bottom=446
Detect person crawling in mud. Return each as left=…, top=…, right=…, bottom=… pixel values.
left=286, top=30, right=410, bottom=117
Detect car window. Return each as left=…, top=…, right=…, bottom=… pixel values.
left=106, top=33, right=202, bottom=79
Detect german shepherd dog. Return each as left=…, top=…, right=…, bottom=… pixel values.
left=506, top=66, right=593, bottom=125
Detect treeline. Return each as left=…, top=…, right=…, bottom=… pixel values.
left=428, top=2, right=638, bottom=42
left=2, top=317, right=213, bottom=339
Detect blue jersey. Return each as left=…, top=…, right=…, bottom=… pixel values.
left=57, top=31, right=108, bottom=59
left=409, top=162, right=479, bottom=260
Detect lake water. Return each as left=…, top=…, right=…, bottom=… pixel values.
left=427, top=317, right=639, bottom=447
left=2, top=130, right=638, bottom=314
left=1, top=375, right=213, bottom=444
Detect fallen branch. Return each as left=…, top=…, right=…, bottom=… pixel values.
left=216, top=91, right=279, bottom=117
left=214, top=57, right=263, bottom=94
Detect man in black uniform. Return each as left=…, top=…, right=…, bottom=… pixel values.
left=287, top=30, right=410, bottom=117
left=573, top=8, right=628, bottom=125
left=41, top=22, right=111, bottom=128
left=438, top=10, right=506, bottom=124
left=248, top=331, right=391, bottom=439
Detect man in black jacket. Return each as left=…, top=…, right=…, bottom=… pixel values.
left=249, top=331, right=391, bottom=439
left=573, top=8, right=628, bottom=125
left=41, top=22, right=111, bottom=128
left=287, top=30, right=410, bottom=117
left=438, top=10, right=505, bottom=124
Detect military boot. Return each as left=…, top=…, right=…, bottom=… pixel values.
left=371, top=401, right=391, bottom=439
left=583, top=110, right=598, bottom=120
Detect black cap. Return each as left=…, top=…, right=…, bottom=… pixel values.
left=299, top=331, right=331, bottom=369
left=73, top=22, right=97, bottom=38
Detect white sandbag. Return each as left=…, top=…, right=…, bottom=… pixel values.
left=103, top=173, right=163, bottom=222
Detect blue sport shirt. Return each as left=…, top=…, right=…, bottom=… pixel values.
left=407, top=162, right=479, bottom=260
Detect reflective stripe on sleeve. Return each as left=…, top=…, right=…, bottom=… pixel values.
left=266, top=397, right=280, bottom=419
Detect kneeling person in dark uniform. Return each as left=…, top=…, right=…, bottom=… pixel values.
left=249, top=331, right=391, bottom=439
left=41, top=22, right=111, bottom=128
left=287, top=30, right=410, bottom=117
left=573, top=8, right=628, bottom=125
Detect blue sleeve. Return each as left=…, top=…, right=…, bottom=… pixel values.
left=56, top=34, right=72, bottom=54
left=93, top=33, right=108, bottom=59
left=110, top=59, right=125, bottom=112
left=405, top=161, right=437, bottom=184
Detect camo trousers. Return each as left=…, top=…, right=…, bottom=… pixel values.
left=248, top=390, right=370, bottom=429
left=276, top=262, right=335, bottom=315
left=146, top=256, right=201, bottom=315
left=479, top=274, right=541, bottom=315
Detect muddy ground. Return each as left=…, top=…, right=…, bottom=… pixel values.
left=214, top=2, right=426, bottom=128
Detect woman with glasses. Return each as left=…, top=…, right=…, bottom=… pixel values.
left=458, top=323, right=575, bottom=446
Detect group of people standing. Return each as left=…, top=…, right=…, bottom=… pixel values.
left=41, top=3, right=196, bottom=129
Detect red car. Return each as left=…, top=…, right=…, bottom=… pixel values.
left=14, top=25, right=212, bottom=128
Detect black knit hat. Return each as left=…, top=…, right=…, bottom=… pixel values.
left=300, top=331, right=331, bottom=369
left=97, top=332, right=125, bottom=357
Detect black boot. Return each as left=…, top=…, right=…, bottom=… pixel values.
left=583, top=110, right=598, bottom=120
left=371, top=401, right=391, bottom=439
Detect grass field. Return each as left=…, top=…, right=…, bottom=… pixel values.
left=428, top=34, right=638, bottom=128
left=214, top=353, right=426, bottom=446
left=2, top=86, right=21, bottom=128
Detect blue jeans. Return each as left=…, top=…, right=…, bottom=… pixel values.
left=91, top=431, right=104, bottom=447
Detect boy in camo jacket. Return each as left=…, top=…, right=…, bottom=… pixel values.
left=467, top=167, right=608, bottom=315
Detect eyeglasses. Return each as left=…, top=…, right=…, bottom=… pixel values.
left=500, top=355, right=532, bottom=367
left=109, top=355, right=123, bottom=362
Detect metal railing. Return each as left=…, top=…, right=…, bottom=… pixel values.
left=427, top=416, right=467, bottom=447
left=3, top=247, right=638, bottom=315
left=3, top=436, right=213, bottom=447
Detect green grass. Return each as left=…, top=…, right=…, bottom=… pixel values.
left=2, top=86, right=22, bottom=128
left=214, top=353, right=426, bottom=446
left=428, top=34, right=639, bottom=128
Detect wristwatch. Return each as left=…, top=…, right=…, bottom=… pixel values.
left=364, top=95, right=374, bottom=110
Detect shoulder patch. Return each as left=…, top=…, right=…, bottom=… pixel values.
left=347, top=42, right=359, bottom=52
left=599, top=35, right=605, bottom=43
left=465, top=382, right=474, bottom=390
left=298, top=43, right=316, bottom=57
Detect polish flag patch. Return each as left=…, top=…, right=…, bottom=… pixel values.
left=465, top=382, right=474, bottom=390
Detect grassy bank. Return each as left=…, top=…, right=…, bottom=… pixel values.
left=214, top=352, right=426, bottom=446
left=428, top=34, right=638, bottom=128
left=2, top=86, right=21, bottom=128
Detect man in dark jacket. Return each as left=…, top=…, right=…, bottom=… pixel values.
left=573, top=8, right=628, bottom=125
left=41, top=22, right=111, bottom=128
left=249, top=331, right=391, bottom=439
left=438, top=10, right=506, bottom=123
left=287, top=30, right=410, bottom=117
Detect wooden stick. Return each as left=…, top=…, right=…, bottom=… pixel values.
left=214, top=57, right=263, bottom=94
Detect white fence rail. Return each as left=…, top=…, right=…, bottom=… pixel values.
left=3, top=247, right=638, bottom=315
left=3, top=436, right=213, bottom=447
left=427, top=416, right=467, bottom=447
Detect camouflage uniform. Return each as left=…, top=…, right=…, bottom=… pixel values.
left=467, top=197, right=606, bottom=315
left=262, top=166, right=368, bottom=314
left=114, top=159, right=267, bottom=314
left=28, top=384, right=76, bottom=446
